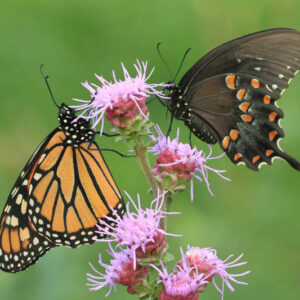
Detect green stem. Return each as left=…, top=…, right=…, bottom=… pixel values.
left=134, top=136, right=159, bottom=197
left=133, top=136, right=173, bottom=233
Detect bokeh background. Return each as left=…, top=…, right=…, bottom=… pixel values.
left=0, top=0, right=300, bottom=299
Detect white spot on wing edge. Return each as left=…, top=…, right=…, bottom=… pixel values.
left=11, top=187, right=19, bottom=197
left=21, top=201, right=27, bottom=215
left=38, top=154, right=46, bottom=164
left=16, top=194, right=22, bottom=205
left=33, top=173, right=42, bottom=181
left=266, top=84, right=273, bottom=92
left=11, top=216, right=19, bottom=227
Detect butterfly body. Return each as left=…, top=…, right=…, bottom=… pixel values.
left=166, top=28, right=300, bottom=171
left=0, top=104, right=124, bottom=272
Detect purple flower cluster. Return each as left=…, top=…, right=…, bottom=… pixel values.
left=87, top=191, right=179, bottom=295
left=86, top=191, right=249, bottom=299
left=73, top=60, right=169, bottom=133
left=149, top=126, right=230, bottom=197
left=94, top=190, right=180, bottom=266
left=76, top=60, right=250, bottom=299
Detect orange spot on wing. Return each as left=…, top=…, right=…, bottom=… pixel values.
left=10, top=229, right=21, bottom=253
left=33, top=171, right=54, bottom=204
left=81, top=143, right=122, bottom=200
left=20, top=227, right=30, bottom=241
left=75, top=149, right=109, bottom=218
left=27, top=155, right=42, bottom=190
left=66, top=207, right=82, bottom=233
left=40, top=146, right=64, bottom=171
left=222, top=136, right=230, bottom=150
left=236, top=89, right=246, bottom=100
left=1, top=227, right=11, bottom=253
left=252, top=155, right=260, bottom=164
left=234, top=153, right=242, bottom=161
left=52, top=195, right=65, bottom=232
left=0, top=216, right=5, bottom=227
left=241, top=114, right=253, bottom=123
left=269, top=131, right=278, bottom=141
left=225, top=74, right=236, bottom=89
left=263, top=95, right=271, bottom=104
left=22, top=239, right=30, bottom=249
left=41, top=180, right=58, bottom=222
left=269, top=112, right=277, bottom=122
left=75, top=188, right=97, bottom=228
left=44, top=131, right=66, bottom=150
left=266, top=149, right=274, bottom=157
left=230, top=130, right=239, bottom=141
left=239, top=102, right=251, bottom=113
left=57, top=146, right=74, bottom=203
left=251, top=78, right=260, bottom=88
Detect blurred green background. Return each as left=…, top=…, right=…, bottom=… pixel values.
left=0, top=0, right=300, bottom=299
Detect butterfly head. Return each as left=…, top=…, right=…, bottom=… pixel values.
left=58, top=103, right=94, bottom=146
left=164, top=82, right=189, bottom=119
left=59, top=104, right=76, bottom=120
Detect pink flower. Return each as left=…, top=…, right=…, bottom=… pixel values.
left=86, top=245, right=148, bottom=295
left=72, top=60, right=169, bottom=133
left=151, top=248, right=208, bottom=300
left=106, top=96, right=148, bottom=129
left=185, top=246, right=250, bottom=299
left=149, top=125, right=230, bottom=198
left=94, top=190, right=180, bottom=267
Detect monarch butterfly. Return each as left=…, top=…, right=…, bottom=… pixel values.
left=164, top=28, right=300, bottom=171
left=0, top=89, right=125, bottom=272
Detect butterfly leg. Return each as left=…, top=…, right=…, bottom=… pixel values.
left=166, top=114, right=174, bottom=137
left=100, top=132, right=120, bottom=137
left=189, top=130, right=193, bottom=147
left=148, top=95, right=168, bottom=106
left=99, top=148, right=135, bottom=158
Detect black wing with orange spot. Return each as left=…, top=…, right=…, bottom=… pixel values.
left=169, top=28, right=300, bottom=171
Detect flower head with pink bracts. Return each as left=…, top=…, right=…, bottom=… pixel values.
left=151, top=247, right=208, bottom=300
left=94, top=190, right=180, bottom=267
left=72, top=60, right=169, bottom=134
left=149, top=125, right=230, bottom=198
left=184, top=246, right=250, bottom=299
left=86, top=244, right=148, bottom=296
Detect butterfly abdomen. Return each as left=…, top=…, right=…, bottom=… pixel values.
left=185, top=114, right=218, bottom=144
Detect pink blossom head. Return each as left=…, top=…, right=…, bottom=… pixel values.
left=72, top=60, right=169, bottom=134
left=185, top=246, right=251, bottom=299
left=149, top=125, right=230, bottom=198
left=94, top=190, right=180, bottom=267
left=151, top=248, right=208, bottom=300
left=86, top=244, right=148, bottom=296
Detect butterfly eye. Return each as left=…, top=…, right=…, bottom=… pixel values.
left=59, top=107, right=67, bottom=115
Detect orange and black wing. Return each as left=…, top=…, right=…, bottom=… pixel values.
left=0, top=130, right=58, bottom=272
left=0, top=129, right=125, bottom=273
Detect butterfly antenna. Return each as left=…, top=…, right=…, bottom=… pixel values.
left=40, top=64, right=60, bottom=108
left=156, top=42, right=174, bottom=81
left=174, top=48, right=191, bottom=81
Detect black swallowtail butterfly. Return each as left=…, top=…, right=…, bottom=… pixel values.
left=165, top=28, right=300, bottom=171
